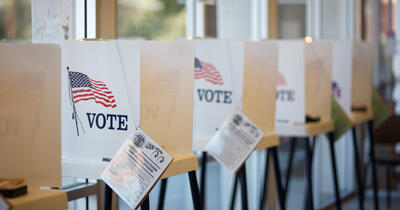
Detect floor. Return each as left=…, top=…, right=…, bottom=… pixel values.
left=280, top=138, right=400, bottom=210
left=339, top=189, right=400, bottom=210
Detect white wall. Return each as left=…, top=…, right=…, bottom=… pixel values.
left=31, top=0, right=75, bottom=42
left=216, top=0, right=267, bottom=40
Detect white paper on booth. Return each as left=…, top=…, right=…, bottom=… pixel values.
left=206, top=110, right=264, bottom=173
left=275, top=41, right=305, bottom=124
left=180, top=39, right=244, bottom=150
left=331, top=42, right=352, bottom=115
left=101, top=129, right=173, bottom=209
left=61, top=41, right=140, bottom=178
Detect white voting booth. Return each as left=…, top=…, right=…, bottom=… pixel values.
left=331, top=41, right=374, bottom=122
left=274, top=40, right=333, bottom=136
left=62, top=40, right=197, bottom=179
left=331, top=41, right=353, bottom=115
left=0, top=43, right=62, bottom=187
left=61, top=41, right=141, bottom=179
left=178, top=39, right=244, bottom=151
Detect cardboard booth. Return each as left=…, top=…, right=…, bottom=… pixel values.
left=331, top=41, right=374, bottom=124
left=178, top=39, right=245, bottom=151
left=274, top=40, right=333, bottom=136
left=62, top=40, right=198, bottom=179
left=241, top=41, right=280, bottom=149
left=351, top=42, right=374, bottom=122
left=123, top=40, right=198, bottom=178
left=0, top=43, right=62, bottom=187
left=61, top=41, right=141, bottom=179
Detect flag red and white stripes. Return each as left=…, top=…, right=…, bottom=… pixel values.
left=68, top=71, right=117, bottom=108
left=277, top=72, right=287, bottom=86
left=194, top=57, right=224, bottom=85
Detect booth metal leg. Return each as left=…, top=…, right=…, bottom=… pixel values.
left=188, top=171, right=203, bottom=210
left=104, top=184, right=112, bottom=210
left=259, top=149, right=270, bottom=210
left=327, top=132, right=342, bottom=210
left=200, top=151, right=208, bottom=208
left=352, top=127, right=365, bottom=210
left=304, top=137, right=314, bottom=210
left=386, top=165, right=391, bottom=209
left=311, top=136, right=317, bottom=157
left=270, top=147, right=286, bottom=210
left=85, top=179, right=89, bottom=210
left=367, top=121, right=379, bottom=210
left=157, top=178, right=168, bottom=210
left=230, top=173, right=239, bottom=210
left=238, top=164, right=249, bottom=210
left=304, top=137, right=315, bottom=210
left=284, top=138, right=297, bottom=203
left=141, top=196, right=150, bottom=210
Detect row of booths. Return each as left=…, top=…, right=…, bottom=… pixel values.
left=0, top=39, right=374, bottom=209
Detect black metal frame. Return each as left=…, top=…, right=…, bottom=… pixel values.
left=200, top=151, right=208, bottom=208
left=104, top=184, right=112, bottom=210
left=352, top=126, right=364, bottom=210
left=229, top=171, right=240, bottom=210
left=367, top=121, right=379, bottom=210
left=259, top=147, right=286, bottom=210
left=351, top=121, right=380, bottom=210
left=229, top=163, right=249, bottom=210
left=282, top=133, right=342, bottom=210
left=104, top=171, right=202, bottom=210
left=304, top=137, right=314, bottom=210
left=228, top=147, right=286, bottom=210
left=259, top=149, right=270, bottom=210
left=327, top=132, right=342, bottom=210
left=157, top=179, right=168, bottom=210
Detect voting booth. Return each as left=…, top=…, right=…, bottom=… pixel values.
left=352, top=42, right=374, bottom=122
left=180, top=39, right=245, bottom=151
left=331, top=41, right=377, bottom=210
left=131, top=40, right=198, bottom=178
left=238, top=41, right=286, bottom=210
left=241, top=41, right=280, bottom=149
left=274, top=40, right=333, bottom=136
left=61, top=40, right=198, bottom=179
left=0, top=43, right=62, bottom=188
left=331, top=41, right=374, bottom=123
left=61, top=41, right=141, bottom=179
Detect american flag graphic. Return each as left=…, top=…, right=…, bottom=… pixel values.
left=194, top=57, right=224, bottom=85
left=332, top=81, right=341, bottom=98
left=277, top=72, right=287, bottom=86
left=69, top=71, right=117, bottom=108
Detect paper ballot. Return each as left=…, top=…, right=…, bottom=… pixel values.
left=101, top=129, right=173, bottom=209
left=206, top=111, right=264, bottom=173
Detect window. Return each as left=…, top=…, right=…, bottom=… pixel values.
left=118, top=0, right=186, bottom=40
left=0, top=0, right=31, bottom=40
